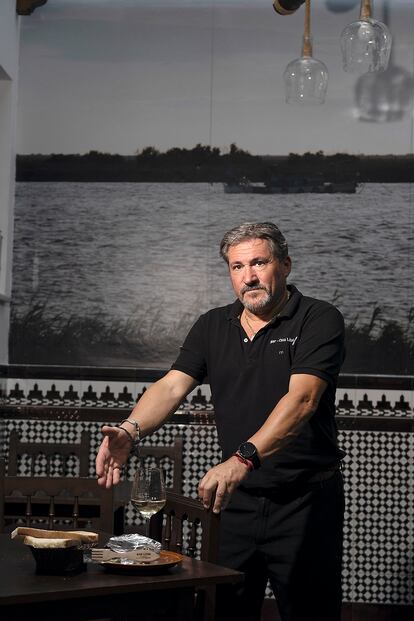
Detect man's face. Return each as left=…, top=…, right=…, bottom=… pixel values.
left=227, top=238, right=291, bottom=315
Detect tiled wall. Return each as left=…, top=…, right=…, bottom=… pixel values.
left=1, top=374, right=413, bottom=605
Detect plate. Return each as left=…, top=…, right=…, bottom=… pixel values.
left=101, top=550, right=183, bottom=574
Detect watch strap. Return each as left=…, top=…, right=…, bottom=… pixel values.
left=233, top=452, right=254, bottom=471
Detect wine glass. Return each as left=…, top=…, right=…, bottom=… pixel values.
left=284, top=50, right=329, bottom=105
left=130, top=466, right=166, bottom=537
left=340, top=0, right=392, bottom=75
left=283, top=0, right=329, bottom=105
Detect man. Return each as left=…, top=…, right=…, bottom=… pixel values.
left=96, top=222, right=345, bottom=621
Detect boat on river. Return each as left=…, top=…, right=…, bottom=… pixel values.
left=223, top=175, right=359, bottom=194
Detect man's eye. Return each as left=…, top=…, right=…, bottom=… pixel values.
left=255, top=261, right=264, bottom=266
left=232, top=265, right=242, bottom=271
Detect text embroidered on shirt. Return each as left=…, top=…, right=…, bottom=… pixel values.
left=270, top=337, right=298, bottom=346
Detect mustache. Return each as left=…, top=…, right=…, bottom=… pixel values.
left=240, top=285, right=268, bottom=295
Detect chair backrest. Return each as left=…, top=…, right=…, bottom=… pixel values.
left=139, top=436, right=184, bottom=493
left=150, top=490, right=220, bottom=563
left=0, top=460, right=114, bottom=534
left=7, top=430, right=91, bottom=477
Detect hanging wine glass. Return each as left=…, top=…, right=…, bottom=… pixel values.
left=283, top=0, right=328, bottom=105
left=340, top=0, right=392, bottom=74
left=353, top=0, right=413, bottom=122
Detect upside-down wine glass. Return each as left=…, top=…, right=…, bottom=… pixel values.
left=340, top=0, right=392, bottom=74
left=283, top=0, right=328, bottom=104
left=130, top=466, right=166, bottom=537
left=353, top=0, right=412, bottom=122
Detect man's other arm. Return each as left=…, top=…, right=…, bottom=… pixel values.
left=249, top=373, right=327, bottom=459
left=198, top=373, right=327, bottom=512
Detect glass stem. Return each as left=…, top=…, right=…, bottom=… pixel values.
left=301, top=0, right=312, bottom=58
left=360, top=0, right=372, bottom=20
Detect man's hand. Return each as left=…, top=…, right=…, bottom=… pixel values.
left=198, top=456, right=250, bottom=514
left=96, top=425, right=132, bottom=488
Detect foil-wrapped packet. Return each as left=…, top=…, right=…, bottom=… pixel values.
left=107, top=534, right=162, bottom=559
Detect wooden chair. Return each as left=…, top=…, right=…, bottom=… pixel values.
left=138, top=436, right=184, bottom=493
left=150, top=490, right=221, bottom=621
left=0, top=460, right=115, bottom=534
left=150, top=490, right=220, bottom=561
left=7, top=430, right=91, bottom=477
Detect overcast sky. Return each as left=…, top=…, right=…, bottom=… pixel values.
left=16, top=0, right=414, bottom=155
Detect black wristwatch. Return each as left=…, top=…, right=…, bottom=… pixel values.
left=236, top=441, right=261, bottom=470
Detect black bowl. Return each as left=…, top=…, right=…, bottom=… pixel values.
left=30, top=546, right=86, bottom=575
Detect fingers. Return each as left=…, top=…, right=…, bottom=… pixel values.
left=212, top=481, right=229, bottom=514
left=97, top=473, right=107, bottom=487
left=96, top=426, right=130, bottom=486
left=104, top=465, right=115, bottom=489
left=198, top=457, right=250, bottom=513
left=199, top=477, right=230, bottom=514
left=95, top=436, right=110, bottom=477
left=198, top=475, right=215, bottom=510
left=96, top=437, right=125, bottom=488
left=112, top=465, right=123, bottom=486
left=198, top=471, right=228, bottom=513
left=97, top=462, right=124, bottom=489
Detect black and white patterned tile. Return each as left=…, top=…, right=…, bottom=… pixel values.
left=2, top=375, right=413, bottom=605
left=4, top=377, right=413, bottom=419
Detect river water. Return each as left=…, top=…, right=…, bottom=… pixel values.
left=12, top=181, right=414, bottom=348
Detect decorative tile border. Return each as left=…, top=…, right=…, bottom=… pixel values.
left=3, top=377, right=413, bottom=418
left=4, top=378, right=214, bottom=411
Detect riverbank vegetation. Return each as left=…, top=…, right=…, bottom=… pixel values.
left=16, top=146, right=413, bottom=183
left=9, top=302, right=195, bottom=368
left=9, top=302, right=414, bottom=374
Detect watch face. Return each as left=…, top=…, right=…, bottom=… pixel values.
left=238, top=442, right=257, bottom=459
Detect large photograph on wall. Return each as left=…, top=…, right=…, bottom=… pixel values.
left=11, top=0, right=414, bottom=374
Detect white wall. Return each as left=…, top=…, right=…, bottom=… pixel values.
left=0, top=1, right=20, bottom=363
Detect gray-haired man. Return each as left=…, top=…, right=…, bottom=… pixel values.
left=97, top=221, right=345, bottom=621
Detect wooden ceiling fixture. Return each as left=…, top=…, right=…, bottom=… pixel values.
left=16, top=0, right=48, bottom=16
left=273, top=0, right=306, bottom=15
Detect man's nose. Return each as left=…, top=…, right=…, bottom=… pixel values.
left=243, top=266, right=259, bottom=284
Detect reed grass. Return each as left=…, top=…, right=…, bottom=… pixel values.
left=9, top=302, right=414, bottom=373
left=9, top=301, right=194, bottom=367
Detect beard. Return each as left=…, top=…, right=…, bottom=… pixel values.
left=239, top=285, right=273, bottom=314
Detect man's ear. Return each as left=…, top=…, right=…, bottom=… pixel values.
left=283, top=256, right=292, bottom=277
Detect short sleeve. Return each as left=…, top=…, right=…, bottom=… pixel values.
left=171, top=315, right=208, bottom=383
left=290, top=304, right=345, bottom=386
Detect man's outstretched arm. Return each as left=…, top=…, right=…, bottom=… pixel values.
left=96, top=370, right=198, bottom=488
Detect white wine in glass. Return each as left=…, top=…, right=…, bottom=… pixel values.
left=131, top=466, right=166, bottom=536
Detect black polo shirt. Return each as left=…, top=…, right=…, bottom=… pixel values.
left=171, top=285, right=345, bottom=488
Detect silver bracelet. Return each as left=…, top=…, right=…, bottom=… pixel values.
left=119, top=418, right=141, bottom=442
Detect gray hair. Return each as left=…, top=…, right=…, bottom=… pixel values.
left=219, top=222, right=289, bottom=263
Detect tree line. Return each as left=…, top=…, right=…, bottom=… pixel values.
left=15, top=145, right=413, bottom=183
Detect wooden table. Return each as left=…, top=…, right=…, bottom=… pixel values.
left=0, top=534, right=243, bottom=620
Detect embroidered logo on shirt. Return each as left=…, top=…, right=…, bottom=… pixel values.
left=270, top=337, right=298, bottom=346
